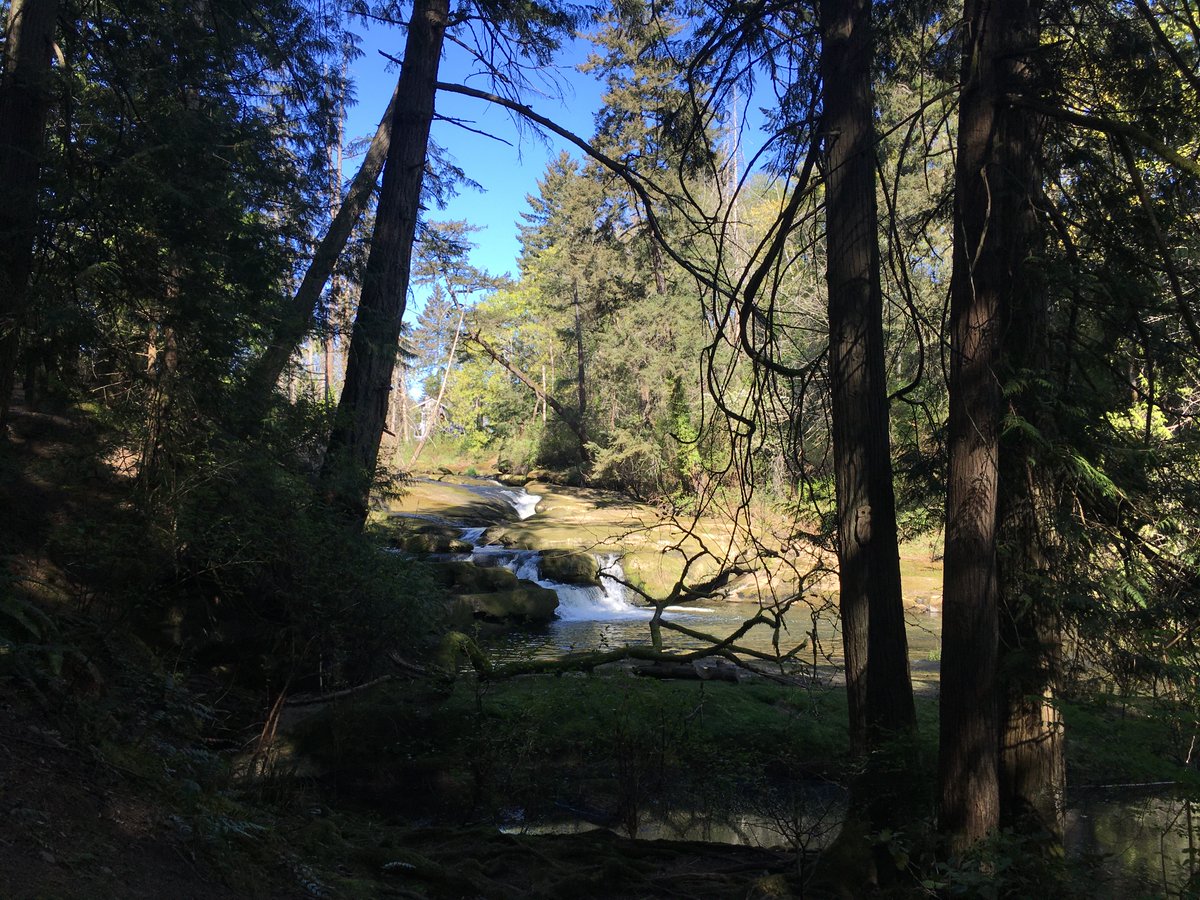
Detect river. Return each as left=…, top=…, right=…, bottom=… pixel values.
left=433, top=479, right=942, bottom=691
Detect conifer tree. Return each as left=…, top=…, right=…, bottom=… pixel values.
left=0, top=0, right=60, bottom=427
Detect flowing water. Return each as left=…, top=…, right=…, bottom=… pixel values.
left=454, top=481, right=942, bottom=682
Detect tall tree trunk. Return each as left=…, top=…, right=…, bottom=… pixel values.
left=993, top=20, right=1064, bottom=841
left=819, top=0, right=915, bottom=758
left=939, top=0, right=1045, bottom=851
left=572, top=279, right=588, bottom=458
left=244, top=80, right=401, bottom=413
left=997, top=464, right=1064, bottom=841
left=0, top=0, right=60, bottom=428
left=320, top=0, right=448, bottom=525
left=323, top=62, right=347, bottom=402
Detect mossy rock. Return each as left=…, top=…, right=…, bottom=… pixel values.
left=539, top=550, right=599, bottom=585
left=389, top=521, right=472, bottom=554
left=431, top=560, right=520, bottom=594
left=399, top=533, right=471, bottom=554
left=496, top=473, right=529, bottom=487
left=450, top=583, right=558, bottom=625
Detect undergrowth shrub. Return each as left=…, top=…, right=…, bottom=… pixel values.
left=174, top=444, right=444, bottom=688
left=50, top=393, right=446, bottom=690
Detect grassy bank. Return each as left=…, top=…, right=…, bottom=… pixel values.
left=290, top=673, right=1199, bottom=834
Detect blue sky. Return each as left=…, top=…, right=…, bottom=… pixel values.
left=343, top=20, right=607, bottom=286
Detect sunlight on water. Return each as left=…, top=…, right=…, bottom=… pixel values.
left=500, top=488, right=541, bottom=519
left=449, top=481, right=942, bottom=674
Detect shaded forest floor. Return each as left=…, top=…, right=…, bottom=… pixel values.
left=3, top=398, right=1197, bottom=898
left=0, top=398, right=804, bottom=898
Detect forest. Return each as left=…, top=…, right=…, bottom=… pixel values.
left=1, top=0, right=1199, bottom=896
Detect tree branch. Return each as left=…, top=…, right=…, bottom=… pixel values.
left=466, top=328, right=585, bottom=442
left=245, top=79, right=400, bottom=414
left=436, top=80, right=825, bottom=379
left=1114, top=134, right=1200, bottom=354
left=1009, top=94, right=1200, bottom=179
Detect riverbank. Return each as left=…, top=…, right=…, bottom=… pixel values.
left=386, top=473, right=945, bottom=695
left=288, top=670, right=1200, bottom=897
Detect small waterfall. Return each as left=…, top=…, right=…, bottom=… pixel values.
left=554, top=554, right=648, bottom=622
left=512, top=552, right=542, bottom=582
left=456, top=526, right=709, bottom=623
left=463, top=544, right=648, bottom=621
left=553, top=582, right=648, bottom=621
left=459, top=526, right=488, bottom=545
left=447, top=480, right=711, bottom=623
left=499, top=488, right=541, bottom=520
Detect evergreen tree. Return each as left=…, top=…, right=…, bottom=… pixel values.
left=0, top=0, right=60, bottom=427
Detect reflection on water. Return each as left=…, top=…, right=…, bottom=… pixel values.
left=484, top=601, right=943, bottom=681
left=503, top=788, right=846, bottom=852
left=501, top=788, right=1198, bottom=895
left=1069, top=788, right=1199, bottom=897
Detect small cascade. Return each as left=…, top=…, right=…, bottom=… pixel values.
left=552, top=554, right=648, bottom=622
left=447, top=481, right=710, bottom=623
left=468, top=546, right=539, bottom=572
left=459, top=526, right=488, bottom=545
left=513, top=553, right=542, bottom=582
left=500, top=488, right=541, bottom=520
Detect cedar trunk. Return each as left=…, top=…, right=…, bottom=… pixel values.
left=819, top=0, right=915, bottom=756
left=320, top=0, right=448, bottom=524
left=939, top=0, right=1047, bottom=850
left=0, top=0, right=60, bottom=427
left=994, top=27, right=1064, bottom=838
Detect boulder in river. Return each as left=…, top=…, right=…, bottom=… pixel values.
left=388, top=522, right=471, bottom=555
left=432, top=559, right=519, bottom=593
left=449, top=585, right=558, bottom=626
left=433, top=559, right=559, bottom=627
left=538, top=549, right=599, bottom=585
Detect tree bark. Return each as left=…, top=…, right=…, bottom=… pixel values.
left=993, top=12, right=1064, bottom=842
left=0, top=0, right=60, bottom=428
left=819, top=0, right=915, bottom=758
left=939, top=0, right=1045, bottom=851
left=245, top=80, right=401, bottom=411
left=320, top=0, right=448, bottom=525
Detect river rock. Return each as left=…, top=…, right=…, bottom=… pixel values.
left=449, top=584, right=558, bottom=626
left=431, top=560, right=519, bottom=593
left=538, top=549, right=599, bottom=585
left=433, top=560, right=559, bottom=626
left=389, top=522, right=471, bottom=554
left=496, top=473, right=529, bottom=487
